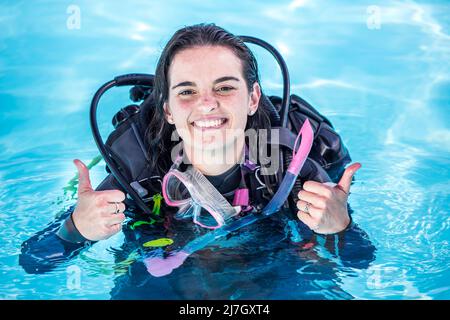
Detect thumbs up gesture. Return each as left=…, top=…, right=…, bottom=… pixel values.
left=296, top=163, right=362, bottom=234
left=71, top=159, right=126, bottom=241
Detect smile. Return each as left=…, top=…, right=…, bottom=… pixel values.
left=191, top=117, right=228, bottom=130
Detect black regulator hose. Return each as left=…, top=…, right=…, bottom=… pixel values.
left=239, top=35, right=291, bottom=188
left=90, top=75, right=157, bottom=218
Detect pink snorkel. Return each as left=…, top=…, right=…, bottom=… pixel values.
left=145, top=119, right=314, bottom=277
left=162, top=153, right=240, bottom=229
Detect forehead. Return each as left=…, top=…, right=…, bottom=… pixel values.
left=168, top=45, right=244, bottom=84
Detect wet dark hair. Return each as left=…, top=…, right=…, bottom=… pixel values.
left=144, top=23, right=272, bottom=176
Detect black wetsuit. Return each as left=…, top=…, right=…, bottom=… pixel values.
left=19, top=163, right=376, bottom=299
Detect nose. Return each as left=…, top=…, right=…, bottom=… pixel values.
left=197, top=92, right=218, bottom=113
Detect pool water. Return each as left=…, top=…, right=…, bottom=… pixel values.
left=0, top=0, right=449, bottom=299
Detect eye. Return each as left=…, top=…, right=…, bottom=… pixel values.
left=216, top=86, right=235, bottom=93
left=179, top=89, right=196, bottom=96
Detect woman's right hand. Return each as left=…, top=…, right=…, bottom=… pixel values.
left=71, top=159, right=126, bottom=241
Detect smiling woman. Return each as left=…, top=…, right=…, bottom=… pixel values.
left=164, top=45, right=261, bottom=174
left=19, top=23, right=375, bottom=299
left=148, top=25, right=272, bottom=179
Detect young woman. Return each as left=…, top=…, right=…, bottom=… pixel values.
left=67, top=23, right=359, bottom=242
left=20, top=25, right=374, bottom=293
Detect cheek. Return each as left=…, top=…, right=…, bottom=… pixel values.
left=227, top=95, right=249, bottom=126
left=169, top=100, right=192, bottom=123
left=175, top=99, right=193, bottom=111
left=169, top=93, right=194, bottom=110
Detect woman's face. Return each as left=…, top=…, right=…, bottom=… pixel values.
left=164, top=45, right=261, bottom=154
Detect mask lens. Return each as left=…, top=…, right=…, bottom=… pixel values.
left=193, top=207, right=222, bottom=229
left=163, top=171, right=191, bottom=205
left=162, top=166, right=239, bottom=229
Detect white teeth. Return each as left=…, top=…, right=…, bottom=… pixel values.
left=193, top=118, right=226, bottom=128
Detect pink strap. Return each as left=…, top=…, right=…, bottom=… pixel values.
left=232, top=188, right=249, bottom=207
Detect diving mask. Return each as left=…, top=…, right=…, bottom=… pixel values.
left=162, top=155, right=240, bottom=229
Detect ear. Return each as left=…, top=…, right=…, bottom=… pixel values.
left=163, top=102, right=175, bottom=124
left=248, top=82, right=261, bottom=116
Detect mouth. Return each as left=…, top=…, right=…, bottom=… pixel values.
left=190, top=117, right=229, bottom=131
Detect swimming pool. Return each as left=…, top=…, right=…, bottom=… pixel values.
left=0, top=0, right=449, bottom=299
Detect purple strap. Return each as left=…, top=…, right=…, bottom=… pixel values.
left=233, top=188, right=249, bottom=207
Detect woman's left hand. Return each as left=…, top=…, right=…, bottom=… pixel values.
left=296, top=163, right=361, bottom=234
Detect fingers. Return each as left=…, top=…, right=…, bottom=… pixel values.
left=297, top=211, right=319, bottom=231
left=106, top=223, right=123, bottom=236
left=104, top=213, right=126, bottom=227
left=296, top=199, right=321, bottom=219
left=74, top=159, right=93, bottom=195
left=101, top=202, right=126, bottom=227
left=338, top=162, right=362, bottom=194
left=303, top=181, right=335, bottom=199
left=103, top=202, right=126, bottom=214
left=95, top=190, right=126, bottom=205
left=297, top=189, right=327, bottom=209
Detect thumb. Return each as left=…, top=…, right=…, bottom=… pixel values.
left=73, top=159, right=93, bottom=195
left=337, top=162, right=362, bottom=194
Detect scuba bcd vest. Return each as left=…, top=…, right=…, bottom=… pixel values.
left=90, top=36, right=351, bottom=220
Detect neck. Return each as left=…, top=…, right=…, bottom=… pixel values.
left=184, top=137, right=245, bottom=176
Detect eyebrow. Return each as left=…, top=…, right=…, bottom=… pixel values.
left=171, top=76, right=240, bottom=89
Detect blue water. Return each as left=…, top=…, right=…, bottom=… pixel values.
left=1, top=0, right=449, bottom=299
